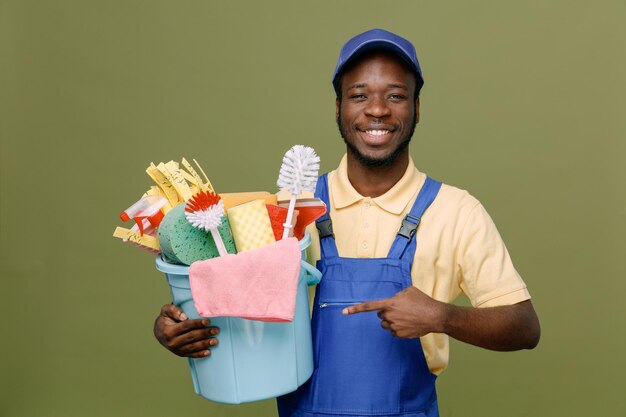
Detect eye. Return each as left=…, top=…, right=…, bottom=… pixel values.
left=349, top=93, right=367, bottom=101
left=388, top=93, right=407, bottom=101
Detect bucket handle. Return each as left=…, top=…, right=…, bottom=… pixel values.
left=300, top=261, right=322, bottom=285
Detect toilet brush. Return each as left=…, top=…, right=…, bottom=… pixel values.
left=277, top=145, right=320, bottom=240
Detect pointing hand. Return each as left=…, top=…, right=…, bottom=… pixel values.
left=342, top=286, right=447, bottom=339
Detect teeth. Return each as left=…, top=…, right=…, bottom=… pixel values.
left=366, top=130, right=389, bottom=136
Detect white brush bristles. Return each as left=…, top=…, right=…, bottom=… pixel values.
left=185, top=200, right=225, bottom=232
left=277, top=145, right=320, bottom=195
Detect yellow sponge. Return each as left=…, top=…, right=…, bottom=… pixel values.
left=227, top=199, right=276, bottom=252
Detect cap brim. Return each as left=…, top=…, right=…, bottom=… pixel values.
left=332, top=40, right=424, bottom=92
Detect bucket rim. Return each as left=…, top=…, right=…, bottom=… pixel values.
left=156, top=232, right=312, bottom=274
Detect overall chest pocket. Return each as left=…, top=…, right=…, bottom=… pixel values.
left=310, top=259, right=434, bottom=414
left=315, top=301, right=403, bottom=413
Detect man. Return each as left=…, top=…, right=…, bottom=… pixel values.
left=154, top=29, right=540, bottom=417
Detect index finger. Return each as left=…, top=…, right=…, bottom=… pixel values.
left=342, top=299, right=388, bottom=315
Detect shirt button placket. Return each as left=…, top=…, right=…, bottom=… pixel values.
left=358, top=198, right=374, bottom=257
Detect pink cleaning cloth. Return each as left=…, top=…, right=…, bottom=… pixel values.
left=189, top=237, right=301, bottom=322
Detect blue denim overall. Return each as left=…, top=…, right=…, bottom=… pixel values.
left=277, top=174, right=442, bottom=417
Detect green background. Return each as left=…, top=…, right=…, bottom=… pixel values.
left=1, top=1, right=624, bottom=416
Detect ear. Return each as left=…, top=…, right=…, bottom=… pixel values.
left=335, top=98, right=340, bottom=123
left=414, top=98, right=420, bottom=124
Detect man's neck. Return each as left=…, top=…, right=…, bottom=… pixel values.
left=346, top=152, right=410, bottom=198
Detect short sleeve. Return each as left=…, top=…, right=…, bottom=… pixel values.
left=457, top=203, right=531, bottom=307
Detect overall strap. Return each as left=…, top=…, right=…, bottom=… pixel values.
left=314, top=173, right=339, bottom=258
left=387, top=177, right=442, bottom=261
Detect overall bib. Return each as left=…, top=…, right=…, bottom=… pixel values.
left=277, top=174, right=442, bottom=417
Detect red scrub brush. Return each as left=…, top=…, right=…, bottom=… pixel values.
left=277, top=145, right=320, bottom=240
left=185, top=191, right=229, bottom=256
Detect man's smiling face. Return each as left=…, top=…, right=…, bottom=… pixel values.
left=336, top=50, right=419, bottom=168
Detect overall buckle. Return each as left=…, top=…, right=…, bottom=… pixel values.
left=316, top=219, right=334, bottom=239
left=397, top=214, right=420, bottom=239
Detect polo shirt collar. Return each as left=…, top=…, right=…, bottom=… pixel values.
left=331, top=154, right=424, bottom=215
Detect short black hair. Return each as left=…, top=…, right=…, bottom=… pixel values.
left=333, top=48, right=423, bottom=101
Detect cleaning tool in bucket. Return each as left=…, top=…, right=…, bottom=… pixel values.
left=158, top=202, right=236, bottom=265
left=266, top=204, right=295, bottom=241
left=278, top=197, right=326, bottom=240
left=189, top=237, right=301, bottom=322
left=113, top=226, right=160, bottom=253
left=277, top=145, right=320, bottom=239
left=112, top=156, right=217, bottom=255
left=227, top=199, right=276, bottom=252
left=155, top=232, right=321, bottom=404
left=185, top=191, right=229, bottom=257
left=119, top=195, right=167, bottom=235
left=221, top=191, right=277, bottom=210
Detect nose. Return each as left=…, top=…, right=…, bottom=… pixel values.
left=364, top=96, right=391, bottom=119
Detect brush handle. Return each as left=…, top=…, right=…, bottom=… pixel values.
left=210, top=227, right=229, bottom=257
left=282, top=194, right=297, bottom=240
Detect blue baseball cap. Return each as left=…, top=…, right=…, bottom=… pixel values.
left=332, top=28, right=424, bottom=96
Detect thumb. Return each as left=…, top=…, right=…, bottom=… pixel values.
left=161, top=303, right=188, bottom=321
left=342, top=299, right=388, bottom=315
